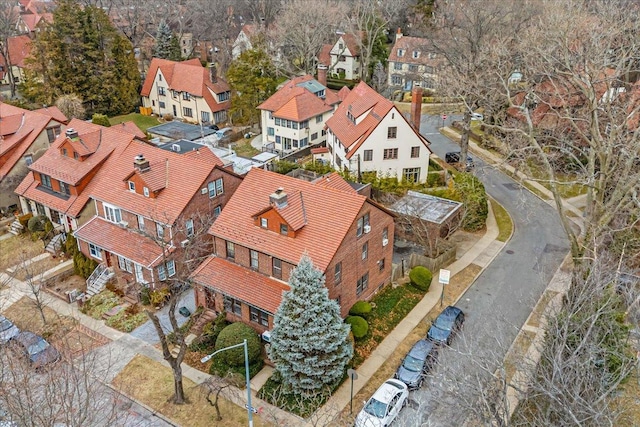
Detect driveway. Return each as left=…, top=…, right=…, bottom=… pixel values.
left=395, top=114, right=570, bottom=425
left=129, top=289, right=195, bottom=344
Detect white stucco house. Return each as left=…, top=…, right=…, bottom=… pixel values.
left=387, top=29, right=441, bottom=92
left=325, top=81, right=432, bottom=182
left=318, top=33, right=362, bottom=81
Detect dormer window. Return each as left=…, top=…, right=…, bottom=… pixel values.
left=62, top=148, right=68, bottom=157
left=397, top=49, right=404, bottom=57
left=143, top=187, right=150, bottom=197
left=261, top=218, right=268, bottom=228
left=183, top=92, right=191, bottom=101
left=347, top=111, right=355, bottom=124
left=412, top=51, right=420, bottom=59
left=316, top=89, right=325, bottom=98
left=74, top=152, right=79, bottom=160
left=128, top=181, right=136, bottom=192
left=280, top=224, right=288, bottom=235
left=338, top=42, right=344, bottom=50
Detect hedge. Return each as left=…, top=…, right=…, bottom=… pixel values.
left=454, top=173, right=489, bottom=231
left=74, top=252, right=98, bottom=279
left=409, top=266, right=432, bottom=292
left=349, top=301, right=372, bottom=319
left=345, top=316, right=369, bottom=339
left=214, top=323, right=262, bottom=367
left=189, top=312, right=230, bottom=353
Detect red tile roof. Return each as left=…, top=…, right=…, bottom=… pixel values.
left=337, top=86, right=351, bottom=101
left=209, top=168, right=370, bottom=271
left=310, top=147, right=329, bottom=154
left=311, top=172, right=357, bottom=194
left=111, top=121, right=146, bottom=139
left=318, top=43, right=332, bottom=66
left=388, top=35, right=437, bottom=66
left=141, top=58, right=231, bottom=114
left=33, top=106, right=67, bottom=124
left=340, top=33, right=361, bottom=56
left=74, top=216, right=171, bottom=268
left=5, top=35, right=31, bottom=68
left=191, top=256, right=289, bottom=314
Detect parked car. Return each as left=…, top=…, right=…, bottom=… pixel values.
left=445, top=151, right=475, bottom=171
left=395, top=339, right=438, bottom=389
left=355, top=378, right=409, bottom=427
left=213, top=127, right=233, bottom=144
left=12, top=331, right=60, bottom=368
left=427, top=305, right=465, bottom=345
left=0, top=315, right=19, bottom=344
left=471, top=112, right=484, bottom=121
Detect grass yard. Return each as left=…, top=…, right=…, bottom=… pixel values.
left=109, top=113, right=160, bottom=132
left=526, top=290, right=560, bottom=329
left=2, top=295, right=76, bottom=341
left=112, top=355, right=268, bottom=427
left=12, top=254, right=62, bottom=281
left=490, top=198, right=513, bottom=242
left=0, top=234, right=47, bottom=271
left=504, top=330, right=537, bottom=384
left=233, top=140, right=260, bottom=158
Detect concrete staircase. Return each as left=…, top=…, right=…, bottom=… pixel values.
left=45, top=233, right=66, bottom=254
left=86, top=263, right=115, bottom=297
left=192, top=309, right=217, bottom=335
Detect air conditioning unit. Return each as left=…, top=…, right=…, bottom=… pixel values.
left=118, top=221, right=128, bottom=228
left=382, top=238, right=389, bottom=247
left=364, top=225, right=371, bottom=234
left=180, top=239, right=189, bottom=248
left=261, top=330, right=271, bottom=343
left=201, top=188, right=207, bottom=195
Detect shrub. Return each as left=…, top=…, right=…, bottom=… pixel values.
left=81, top=290, right=120, bottom=318
left=189, top=312, right=229, bottom=353
left=64, top=233, right=78, bottom=257
left=409, top=266, right=432, bottom=292
left=18, top=213, right=33, bottom=231
left=106, top=310, right=147, bottom=332
left=273, top=160, right=298, bottom=175
left=91, top=113, right=111, bottom=127
left=214, top=323, right=262, bottom=367
left=162, top=113, right=174, bottom=121
left=149, top=287, right=170, bottom=306
left=454, top=173, right=488, bottom=231
left=345, top=316, right=369, bottom=339
left=139, top=287, right=151, bottom=305
left=105, top=282, right=125, bottom=297
left=73, top=252, right=98, bottom=279
left=27, top=215, right=50, bottom=233
left=349, top=301, right=372, bottom=319
left=427, top=172, right=445, bottom=187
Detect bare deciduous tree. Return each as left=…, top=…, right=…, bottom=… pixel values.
left=0, top=0, right=20, bottom=98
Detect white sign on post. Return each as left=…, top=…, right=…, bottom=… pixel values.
left=439, top=269, right=451, bottom=285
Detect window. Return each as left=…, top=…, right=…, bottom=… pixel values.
left=128, top=181, right=136, bottom=192
left=379, top=258, right=385, bottom=271
left=335, top=157, right=342, bottom=168
left=387, top=127, right=397, bottom=139
left=283, top=137, right=292, bottom=150
left=250, top=250, right=259, bottom=269
left=411, top=146, right=420, bottom=158
left=166, top=260, right=176, bottom=277
left=215, top=178, right=224, bottom=195
left=250, top=306, right=269, bottom=327
left=334, top=262, right=342, bottom=285
left=156, top=222, right=164, bottom=238
left=272, top=258, right=282, bottom=279
left=275, top=135, right=281, bottom=144
left=143, top=187, right=150, bottom=197
left=201, top=111, right=210, bottom=123
left=274, top=118, right=281, bottom=126
left=186, top=219, right=194, bottom=237
left=137, top=215, right=145, bottom=231
left=24, top=155, right=33, bottom=166
left=403, top=167, right=421, bottom=183
left=362, top=242, right=368, bottom=260
left=158, top=265, right=166, bottom=281
left=225, top=297, right=242, bottom=316
left=183, top=92, right=191, bottom=101
left=268, top=127, right=275, bottom=136
left=383, top=148, right=398, bottom=159
left=383, top=227, right=388, bottom=243
left=159, top=74, right=162, bottom=81
left=214, top=110, right=227, bottom=123
left=356, top=213, right=370, bottom=237
left=59, top=181, right=70, bottom=196
left=391, top=75, right=402, bottom=85
left=159, top=101, right=165, bottom=109
left=208, top=178, right=223, bottom=198
left=118, top=256, right=133, bottom=273
left=363, top=149, right=373, bottom=161
left=226, top=241, right=235, bottom=259
left=300, top=137, right=308, bottom=147
left=311, top=132, right=318, bottom=141
left=339, top=42, right=344, bottom=49
left=219, top=91, right=230, bottom=102
left=183, top=107, right=193, bottom=117
left=412, top=50, right=420, bottom=59
left=261, top=218, right=268, bottom=228
left=104, top=204, right=122, bottom=223
left=322, top=129, right=326, bottom=136
left=213, top=205, right=222, bottom=217
left=316, top=115, right=323, bottom=123
left=356, top=272, right=369, bottom=296
left=300, top=120, right=309, bottom=129
left=62, top=148, right=68, bottom=157
left=40, top=174, right=52, bottom=188
left=89, top=243, right=101, bottom=260
left=409, top=64, right=418, bottom=72
left=338, top=55, right=346, bottom=62
left=279, top=223, right=289, bottom=235
left=394, top=62, right=402, bottom=70
left=172, top=90, right=177, bottom=98
left=74, top=152, right=79, bottom=160
left=46, top=126, right=61, bottom=143
left=397, top=49, right=404, bottom=57
left=158, top=86, right=166, bottom=96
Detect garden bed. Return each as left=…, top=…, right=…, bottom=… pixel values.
left=80, top=290, right=147, bottom=332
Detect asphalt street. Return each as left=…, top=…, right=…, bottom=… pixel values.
left=396, top=114, right=570, bottom=426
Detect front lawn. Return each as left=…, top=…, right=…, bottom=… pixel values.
left=109, top=113, right=160, bottom=132
left=0, top=234, right=48, bottom=271
left=490, top=198, right=513, bottom=242
left=233, top=140, right=260, bottom=158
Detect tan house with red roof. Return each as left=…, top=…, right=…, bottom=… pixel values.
left=0, top=35, right=32, bottom=86
left=318, top=33, right=362, bottom=81
left=15, top=119, right=145, bottom=233
left=388, top=30, right=440, bottom=91
left=325, top=81, right=432, bottom=183
left=0, top=103, right=66, bottom=215
left=141, top=58, right=231, bottom=126
left=258, top=75, right=342, bottom=154
left=73, top=140, right=243, bottom=290
left=15, top=0, right=53, bottom=34
left=232, top=23, right=260, bottom=60
left=191, top=168, right=396, bottom=333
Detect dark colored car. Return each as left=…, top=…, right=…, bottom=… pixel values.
left=13, top=331, right=60, bottom=368
left=445, top=151, right=475, bottom=171
left=395, top=339, right=438, bottom=389
left=0, top=315, right=19, bottom=344
left=427, top=306, right=465, bottom=345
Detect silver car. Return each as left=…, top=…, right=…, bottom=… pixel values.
left=0, top=315, right=19, bottom=344
left=355, top=378, right=409, bottom=427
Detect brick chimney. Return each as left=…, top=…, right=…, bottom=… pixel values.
left=209, top=63, right=217, bottom=84
left=396, top=28, right=403, bottom=42
left=134, top=154, right=150, bottom=172
left=317, top=64, right=328, bottom=87
left=411, top=86, right=423, bottom=132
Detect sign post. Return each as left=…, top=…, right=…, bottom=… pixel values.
left=441, top=113, right=448, bottom=128
left=347, top=368, right=358, bottom=414
left=438, top=269, right=450, bottom=307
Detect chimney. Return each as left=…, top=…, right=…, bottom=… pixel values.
left=134, top=154, right=150, bottom=172
left=269, top=187, right=288, bottom=209
left=65, top=128, right=79, bottom=140
left=411, top=86, right=423, bottom=132
left=209, top=63, right=217, bottom=83
left=396, top=28, right=403, bottom=42
left=317, top=64, right=328, bottom=87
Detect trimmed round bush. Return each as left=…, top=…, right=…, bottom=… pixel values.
left=349, top=301, right=372, bottom=319
left=214, top=322, right=262, bottom=367
left=345, top=315, right=369, bottom=339
left=409, top=266, right=433, bottom=292
left=27, top=215, right=49, bottom=232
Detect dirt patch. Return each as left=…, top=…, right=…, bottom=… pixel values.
left=12, top=255, right=65, bottom=281
left=615, top=369, right=640, bottom=427
left=504, top=330, right=537, bottom=383
left=52, top=324, right=110, bottom=359
left=2, top=295, right=76, bottom=341
left=0, top=234, right=48, bottom=271
left=112, top=354, right=270, bottom=427
left=526, top=290, right=560, bottom=329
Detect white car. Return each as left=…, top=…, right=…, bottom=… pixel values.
left=471, top=112, right=484, bottom=121
left=355, top=378, right=409, bottom=427
left=0, top=315, right=19, bottom=344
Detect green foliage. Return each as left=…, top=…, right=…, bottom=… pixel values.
left=21, top=0, right=140, bottom=116
left=409, top=266, right=433, bottom=291
left=17, top=213, right=32, bottom=230
left=153, top=19, right=181, bottom=61
left=429, top=158, right=443, bottom=171
left=63, top=233, right=78, bottom=257
left=105, top=309, right=147, bottom=332
left=214, top=322, right=262, bottom=367
left=73, top=252, right=98, bottom=279
left=427, top=172, right=445, bottom=187
left=81, top=290, right=120, bottom=318
left=304, top=161, right=334, bottom=175
left=348, top=301, right=372, bottom=319
left=345, top=316, right=369, bottom=339
left=149, top=288, right=170, bottom=306
left=189, top=312, right=230, bottom=353
left=139, top=286, right=151, bottom=305
left=91, top=113, right=111, bottom=127
left=227, top=47, right=278, bottom=125
left=453, top=173, right=489, bottom=231
left=27, top=215, right=48, bottom=233
left=258, top=370, right=335, bottom=417
left=273, top=160, right=298, bottom=175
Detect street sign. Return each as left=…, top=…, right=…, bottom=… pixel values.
left=245, top=404, right=261, bottom=414
left=439, top=269, right=451, bottom=285
left=347, top=368, right=358, bottom=380
left=441, top=114, right=448, bottom=120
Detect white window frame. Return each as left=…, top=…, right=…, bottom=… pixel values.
left=186, top=219, right=194, bottom=237
left=128, top=181, right=136, bottom=192
left=215, top=178, right=224, bottom=195
left=250, top=250, right=259, bottom=269
left=156, top=222, right=164, bottom=239
left=118, top=256, right=133, bottom=273
left=89, top=243, right=102, bottom=260
left=137, top=215, right=145, bottom=231
left=104, top=203, right=122, bottom=223
left=143, top=187, right=150, bottom=197
left=166, top=259, right=176, bottom=277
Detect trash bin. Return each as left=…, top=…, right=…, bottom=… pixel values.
left=178, top=306, right=191, bottom=317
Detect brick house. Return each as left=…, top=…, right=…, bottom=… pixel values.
left=15, top=119, right=144, bottom=233
left=0, top=102, right=66, bottom=215
left=191, top=168, right=396, bottom=333
left=141, top=58, right=231, bottom=125
left=73, top=141, right=243, bottom=290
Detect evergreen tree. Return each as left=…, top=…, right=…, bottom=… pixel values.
left=226, top=45, right=278, bottom=127
left=268, top=255, right=353, bottom=396
left=20, top=0, right=139, bottom=116
left=153, top=19, right=181, bottom=61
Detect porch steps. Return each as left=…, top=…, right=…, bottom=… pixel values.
left=192, top=309, right=217, bottom=335
left=8, top=220, right=23, bottom=235
left=86, top=263, right=115, bottom=297
left=45, top=233, right=66, bottom=254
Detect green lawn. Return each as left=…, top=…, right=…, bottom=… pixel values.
left=109, top=113, right=160, bottom=132
left=490, top=198, right=513, bottom=242
left=233, top=140, right=260, bottom=158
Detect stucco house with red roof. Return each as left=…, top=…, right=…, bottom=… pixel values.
left=191, top=167, right=396, bottom=333
left=0, top=35, right=32, bottom=86
left=318, top=33, right=362, bottom=81
left=325, top=81, right=432, bottom=183
left=0, top=102, right=66, bottom=215
left=141, top=58, right=231, bottom=126
left=15, top=0, right=53, bottom=34
left=258, top=75, right=342, bottom=155
left=15, top=119, right=145, bottom=233
left=72, top=139, right=243, bottom=291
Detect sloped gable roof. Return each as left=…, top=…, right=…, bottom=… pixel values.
left=257, top=75, right=340, bottom=120
left=388, top=36, right=436, bottom=66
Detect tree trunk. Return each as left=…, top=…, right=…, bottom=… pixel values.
left=460, top=110, right=471, bottom=165
left=171, top=362, right=186, bottom=404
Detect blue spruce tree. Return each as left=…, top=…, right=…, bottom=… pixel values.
left=268, top=255, right=353, bottom=396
